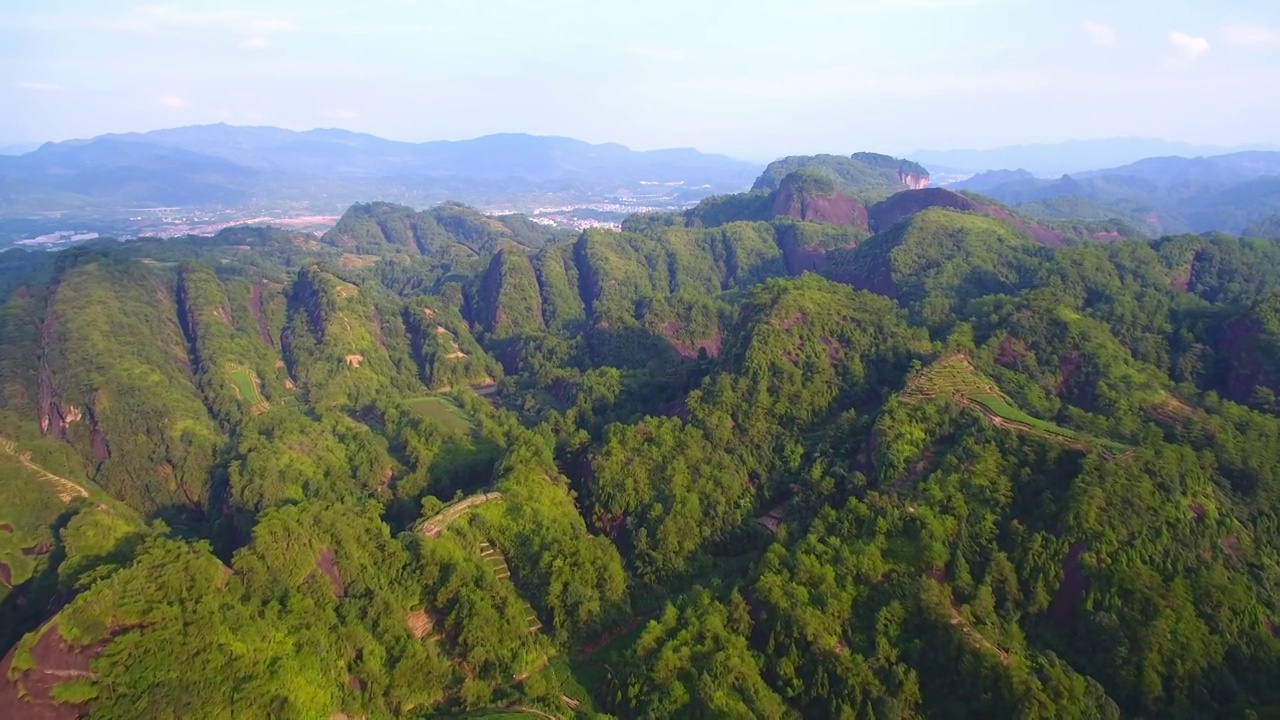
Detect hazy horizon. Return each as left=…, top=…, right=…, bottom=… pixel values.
left=3, top=0, right=1278, bottom=159
left=5, top=123, right=1279, bottom=166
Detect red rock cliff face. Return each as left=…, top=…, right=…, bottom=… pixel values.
left=775, top=225, right=864, bottom=278
left=898, top=170, right=930, bottom=190
left=770, top=177, right=870, bottom=231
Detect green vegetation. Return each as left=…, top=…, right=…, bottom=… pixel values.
left=903, top=355, right=1101, bottom=447
left=753, top=152, right=928, bottom=201
left=7, top=191, right=1280, bottom=719
left=405, top=396, right=474, bottom=435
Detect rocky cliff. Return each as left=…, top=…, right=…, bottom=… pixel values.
left=898, top=168, right=930, bottom=190
left=770, top=171, right=871, bottom=230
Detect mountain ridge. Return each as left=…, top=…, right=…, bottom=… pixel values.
left=0, top=124, right=762, bottom=218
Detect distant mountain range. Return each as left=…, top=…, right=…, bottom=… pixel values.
left=948, top=151, right=1280, bottom=235
left=913, top=138, right=1279, bottom=176
left=0, top=124, right=761, bottom=216
left=5, top=126, right=1280, bottom=241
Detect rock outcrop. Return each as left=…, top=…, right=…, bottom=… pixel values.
left=898, top=169, right=930, bottom=190
left=770, top=172, right=870, bottom=231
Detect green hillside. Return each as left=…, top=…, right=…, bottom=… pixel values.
left=5, top=191, right=1280, bottom=719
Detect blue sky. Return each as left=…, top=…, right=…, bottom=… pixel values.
left=1, top=0, right=1277, bottom=159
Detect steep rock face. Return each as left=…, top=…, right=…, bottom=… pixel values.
left=770, top=174, right=870, bottom=230
left=899, top=169, right=930, bottom=190
left=869, top=188, right=1067, bottom=247
left=0, top=621, right=105, bottom=720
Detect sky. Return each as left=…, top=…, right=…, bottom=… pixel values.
left=1, top=0, right=1278, bottom=159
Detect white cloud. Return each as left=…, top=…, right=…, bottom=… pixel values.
left=1080, top=20, right=1116, bottom=47
left=329, top=109, right=359, bottom=121
left=1222, top=23, right=1279, bottom=47
left=14, top=81, right=64, bottom=91
left=159, top=94, right=188, bottom=108
left=239, top=36, right=269, bottom=49
left=1166, top=30, right=1210, bottom=68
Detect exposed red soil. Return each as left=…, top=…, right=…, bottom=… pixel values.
left=778, top=312, right=805, bottom=330
left=22, top=541, right=52, bottom=557
left=315, top=548, right=345, bottom=598
left=818, top=335, right=840, bottom=362
left=755, top=504, right=787, bottom=534
left=406, top=610, right=434, bottom=639
left=0, top=621, right=107, bottom=720
left=0, top=562, right=11, bottom=586
left=995, top=334, right=1030, bottom=367
left=1048, top=542, right=1088, bottom=628
left=1148, top=396, right=1199, bottom=428
left=868, top=188, right=1067, bottom=247
left=1189, top=501, right=1205, bottom=521
left=1221, top=535, right=1243, bottom=563
left=661, top=321, right=722, bottom=359
left=771, top=176, right=870, bottom=230
left=0, top=523, right=12, bottom=533
left=1055, top=351, right=1084, bottom=396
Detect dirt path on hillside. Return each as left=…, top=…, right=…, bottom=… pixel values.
left=417, top=492, right=503, bottom=537
left=576, top=614, right=650, bottom=661
left=0, top=436, right=90, bottom=503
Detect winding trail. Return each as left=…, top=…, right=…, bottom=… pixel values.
left=416, top=492, right=503, bottom=538
left=0, top=436, right=90, bottom=503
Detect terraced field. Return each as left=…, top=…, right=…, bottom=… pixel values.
left=904, top=355, right=1125, bottom=454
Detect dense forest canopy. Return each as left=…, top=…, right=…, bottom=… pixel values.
left=3, top=162, right=1280, bottom=720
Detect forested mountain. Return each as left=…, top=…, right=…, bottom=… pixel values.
left=0, top=125, right=760, bottom=215
left=4, top=166, right=1280, bottom=719
left=948, top=151, right=1280, bottom=235
left=752, top=153, right=930, bottom=200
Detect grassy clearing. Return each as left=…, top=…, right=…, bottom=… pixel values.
left=0, top=459, right=64, bottom=588
left=226, top=363, right=269, bottom=414
left=405, top=396, right=473, bottom=434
